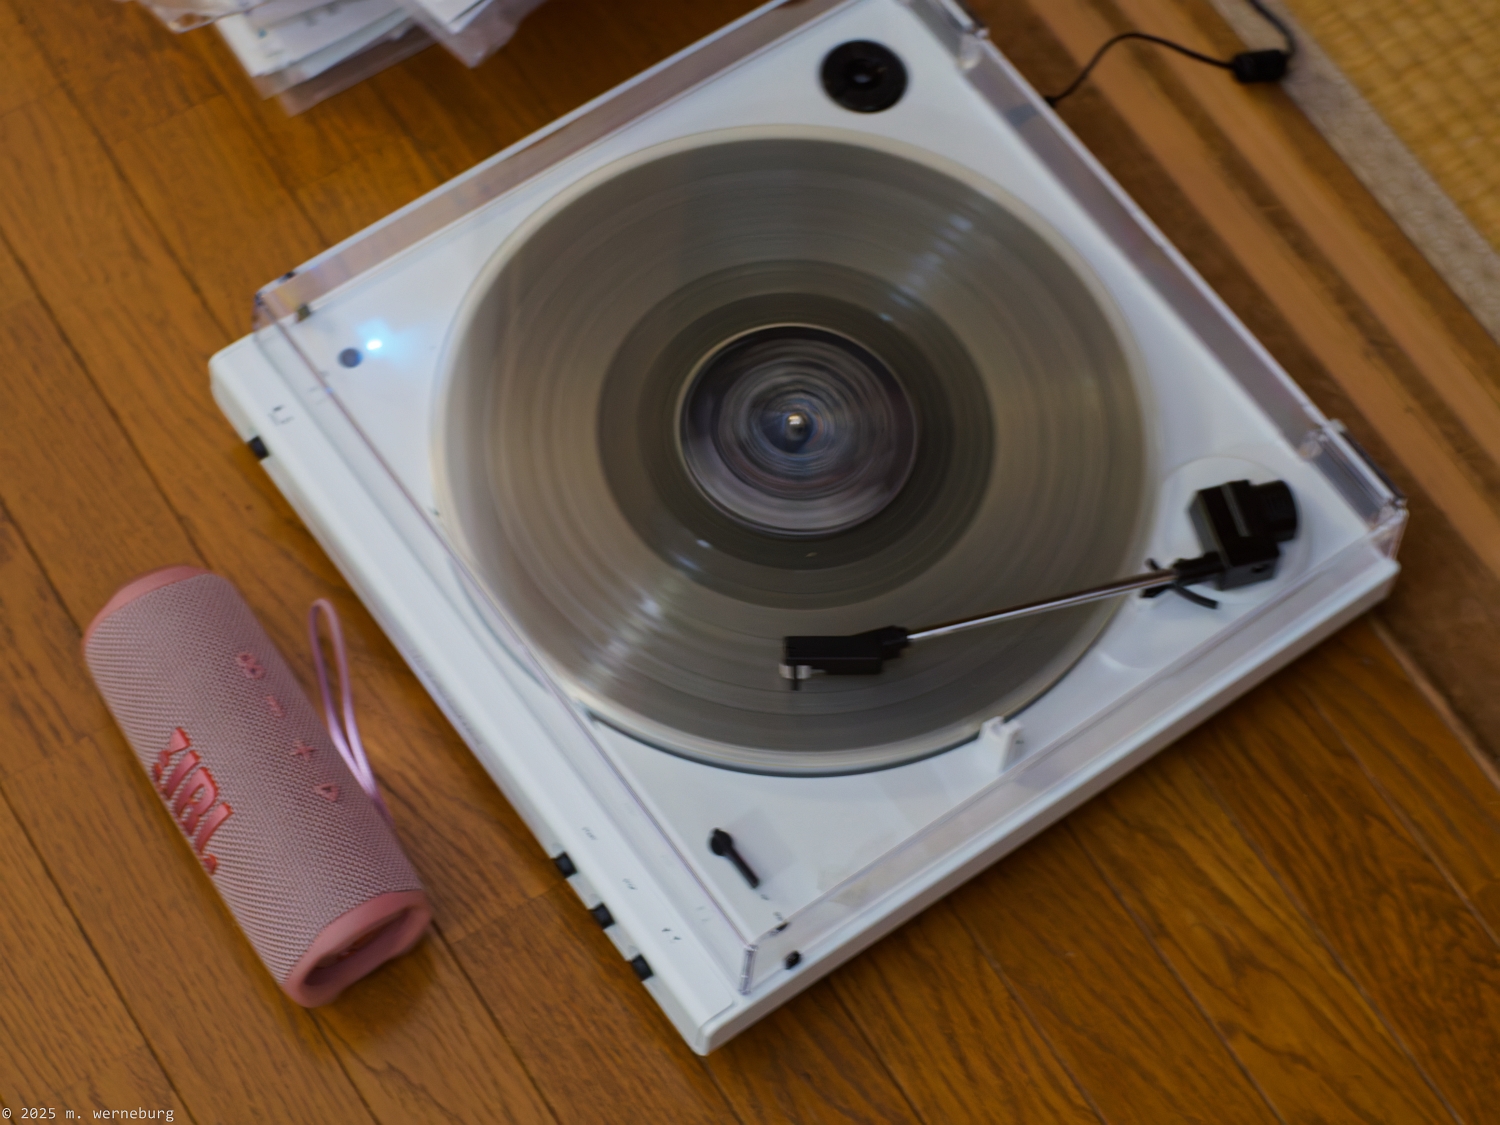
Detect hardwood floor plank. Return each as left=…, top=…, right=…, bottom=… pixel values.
left=1192, top=676, right=1500, bottom=1122
left=43, top=1044, right=186, bottom=1123
left=7, top=731, right=368, bottom=1123
left=0, top=0, right=56, bottom=117
left=21, top=0, right=441, bottom=264
left=8, top=0, right=217, bottom=134
left=0, top=498, right=364, bottom=1122
left=0, top=76, right=553, bottom=959
left=482, top=0, right=672, bottom=117
left=186, top=28, right=445, bottom=238
left=0, top=95, right=235, bottom=450
left=13, top=0, right=321, bottom=333
left=0, top=515, right=110, bottom=778
left=373, top=50, right=540, bottom=184
left=0, top=94, right=564, bottom=1125
left=1073, top=734, right=1455, bottom=1123
left=0, top=250, right=199, bottom=622
left=0, top=467, right=547, bottom=1122
left=611, top=0, right=759, bottom=58
left=289, top=139, right=442, bottom=250
left=705, top=979, right=919, bottom=1125
left=342, top=667, right=560, bottom=946
left=1302, top=622, right=1500, bottom=934
left=316, top=931, right=555, bottom=1124
left=0, top=789, right=177, bottom=1112
left=832, top=901, right=1101, bottom=1125
left=109, top=93, right=325, bottom=334
left=453, top=884, right=735, bottom=1125
left=952, top=826, right=1279, bottom=1125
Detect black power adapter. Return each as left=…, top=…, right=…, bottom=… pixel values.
left=1231, top=47, right=1292, bottom=84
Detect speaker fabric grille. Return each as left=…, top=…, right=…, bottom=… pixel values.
left=84, top=571, right=426, bottom=987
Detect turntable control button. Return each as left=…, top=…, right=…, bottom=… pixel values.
left=709, top=828, right=761, bottom=889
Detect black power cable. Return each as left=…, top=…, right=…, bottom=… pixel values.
left=1045, top=0, right=1297, bottom=108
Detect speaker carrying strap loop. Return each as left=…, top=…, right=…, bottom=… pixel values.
left=309, top=599, right=393, bottom=825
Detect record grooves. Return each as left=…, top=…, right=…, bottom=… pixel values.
left=215, top=0, right=1403, bottom=1048
left=434, top=128, right=1153, bottom=774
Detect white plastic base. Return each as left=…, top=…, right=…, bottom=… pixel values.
left=210, top=0, right=1401, bottom=1052
left=212, top=332, right=1393, bottom=1051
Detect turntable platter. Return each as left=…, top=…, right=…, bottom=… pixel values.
left=435, top=128, right=1152, bottom=775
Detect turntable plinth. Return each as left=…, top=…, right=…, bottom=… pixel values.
left=2, top=0, right=1498, bottom=1119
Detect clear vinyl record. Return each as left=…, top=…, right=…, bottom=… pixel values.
left=434, top=127, right=1153, bottom=775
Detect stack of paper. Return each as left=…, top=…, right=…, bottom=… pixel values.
left=215, top=0, right=429, bottom=110
left=395, top=0, right=546, bottom=67
left=128, top=0, right=544, bottom=111
left=125, top=0, right=428, bottom=112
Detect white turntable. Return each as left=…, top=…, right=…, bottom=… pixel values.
left=210, top=0, right=1404, bottom=1051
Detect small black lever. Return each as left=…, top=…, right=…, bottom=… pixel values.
left=709, top=829, right=760, bottom=889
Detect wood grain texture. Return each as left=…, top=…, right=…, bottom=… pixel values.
left=0, top=54, right=562, bottom=1125
left=374, top=0, right=757, bottom=183
left=315, top=934, right=555, bottom=1125
left=453, top=885, right=734, bottom=1124
left=0, top=789, right=177, bottom=1112
left=0, top=516, right=109, bottom=779
left=112, top=93, right=326, bottom=333
left=0, top=0, right=55, bottom=117
left=0, top=3, right=557, bottom=953
left=1303, top=622, right=1500, bottom=935
left=0, top=489, right=553, bottom=1123
left=185, top=33, right=443, bottom=246
left=0, top=244, right=200, bottom=622
left=44, top=1045, right=186, bottom=1123
left=1, top=0, right=1498, bottom=1119
left=832, top=901, right=1102, bottom=1125
left=953, top=827, right=1279, bottom=1125
left=9, top=729, right=368, bottom=1123
left=1192, top=677, right=1500, bottom=1123
left=705, top=980, right=919, bottom=1124
left=1073, top=738, right=1455, bottom=1123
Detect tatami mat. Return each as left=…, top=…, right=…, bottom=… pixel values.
left=1280, top=0, right=1500, bottom=251
left=1209, top=0, right=1500, bottom=341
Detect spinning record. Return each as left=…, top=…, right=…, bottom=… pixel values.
left=434, top=127, right=1153, bottom=775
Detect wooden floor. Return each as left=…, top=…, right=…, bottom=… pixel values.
left=2, top=0, right=1499, bottom=1121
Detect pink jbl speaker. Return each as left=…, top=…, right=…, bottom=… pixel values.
left=83, top=566, right=431, bottom=1006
